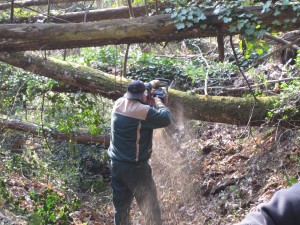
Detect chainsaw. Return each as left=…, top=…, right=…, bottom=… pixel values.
left=147, top=78, right=173, bottom=106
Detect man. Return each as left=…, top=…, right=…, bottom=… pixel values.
left=108, top=79, right=172, bottom=225
left=236, top=182, right=300, bottom=225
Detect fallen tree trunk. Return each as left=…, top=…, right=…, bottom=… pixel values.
left=0, top=51, right=290, bottom=127
left=0, top=118, right=110, bottom=146
left=0, top=0, right=93, bottom=11
left=7, top=5, right=161, bottom=24
left=0, top=5, right=299, bottom=51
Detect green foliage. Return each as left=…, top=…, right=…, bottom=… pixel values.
left=13, top=8, right=37, bottom=19
left=0, top=11, right=9, bottom=22
left=239, top=38, right=270, bottom=59
left=0, top=61, right=111, bottom=136
left=0, top=62, right=57, bottom=122
left=296, top=50, right=300, bottom=67
left=69, top=46, right=122, bottom=70
left=45, top=92, right=110, bottom=135
left=126, top=51, right=239, bottom=91
left=1, top=178, right=80, bottom=225
left=0, top=179, right=15, bottom=206
left=166, top=0, right=299, bottom=59
left=286, top=177, right=298, bottom=186
left=127, top=52, right=184, bottom=81
left=27, top=188, right=80, bottom=225
left=267, top=80, right=300, bottom=122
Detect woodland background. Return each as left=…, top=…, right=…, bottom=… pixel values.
left=0, top=0, right=300, bottom=224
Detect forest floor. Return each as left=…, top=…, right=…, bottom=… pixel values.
left=1, top=120, right=299, bottom=225
left=1, top=61, right=299, bottom=224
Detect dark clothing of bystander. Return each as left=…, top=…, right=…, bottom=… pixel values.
left=236, top=182, right=300, bottom=225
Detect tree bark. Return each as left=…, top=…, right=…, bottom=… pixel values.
left=7, top=6, right=150, bottom=24
left=0, top=118, right=110, bottom=146
left=0, top=0, right=93, bottom=11
left=0, top=51, right=288, bottom=127
left=0, top=5, right=299, bottom=52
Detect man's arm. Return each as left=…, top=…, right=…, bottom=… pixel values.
left=144, top=97, right=172, bottom=129
left=237, top=182, right=300, bottom=225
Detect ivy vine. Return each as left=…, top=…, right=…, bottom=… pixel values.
left=166, top=0, right=300, bottom=58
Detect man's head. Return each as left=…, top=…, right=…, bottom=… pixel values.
left=125, top=80, right=147, bottom=100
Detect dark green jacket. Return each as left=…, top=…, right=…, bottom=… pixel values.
left=108, top=96, right=172, bottom=162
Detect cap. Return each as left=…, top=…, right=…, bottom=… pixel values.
left=125, top=80, right=146, bottom=99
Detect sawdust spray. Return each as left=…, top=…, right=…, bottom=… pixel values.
left=149, top=105, right=204, bottom=223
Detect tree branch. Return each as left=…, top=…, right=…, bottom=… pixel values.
left=0, top=118, right=110, bottom=146
left=264, top=32, right=300, bottom=51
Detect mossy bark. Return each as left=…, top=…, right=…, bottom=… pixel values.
left=0, top=51, right=289, bottom=126
left=168, top=90, right=275, bottom=126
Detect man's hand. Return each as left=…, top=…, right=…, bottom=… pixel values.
left=150, top=80, right=161, bottom=89
left=154, top=97, right=165, bottom=109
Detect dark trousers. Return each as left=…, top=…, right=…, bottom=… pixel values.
left=110, top=160, right=162, bottom=225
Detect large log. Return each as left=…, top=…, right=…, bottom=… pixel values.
left=0, top=5, right=299, bottom=52
left=0, top=51, right=283, bottom=127
left=8, top=6, right=153, bottom=23
left=0, top=3, right=169, bottom=23
left=0, top=0, right=93, bottom=11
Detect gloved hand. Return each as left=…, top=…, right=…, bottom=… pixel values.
left=150, top=79, right=161, bottom=89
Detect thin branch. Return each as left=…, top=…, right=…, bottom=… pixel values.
left=264, top=32, right=300, bottom=51
left=230, top=35, right=259, bottom=102
left=217, top=27, right=225, bottom=62
left=127, top=0, right=134, bottom=18
left=10, top=0, right=14, bottom=23
left=144, top=0, right=148, bottom=15
left=192, top=43, right=210, bottom=95
left=252, top=38, right=300, bottom=68
left=123, top=44, right=130, bottom=77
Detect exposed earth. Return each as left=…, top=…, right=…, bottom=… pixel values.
left=1, top=120, right=299, bottom=225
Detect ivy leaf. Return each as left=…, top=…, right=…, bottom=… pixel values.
left=291, top=18, right=297, bottom=23
left=246, top=13, right=254, bottom=19
left=292, top=5, right=300, bottom=11
left=171, top=11, right=178, bottom=19
left=229, top=25, right=237, bottom=33
left=185, top=21, right=194, bottom=27
left=223, top=17, right=232, bottom=23
left=262, top=1, right=271, bottom=13
left=200, top=24, right=207, bottom=29
left=245, top=27, right=255, bottom=35
left=165, top=8, right=172, bottom=13
left=256, top=48, right=264, bottom=55
left=176, top=22, right=185, bottom=30
left=179, top=15, right=186, bottom=22
left=181, top=9, right=188, bottom=15
left=272, top=20, right=281, bottom=25
left=257, top=29, right=267, bottom=37
left=273, top=9, right=281, bottom=16
left=237, top=19, right=247, bottom=30
left=197, top=13, right=207, bottom=21
left=214, top=7, right=221, bottom=15
left=282, top=0, right=289, bottom=5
